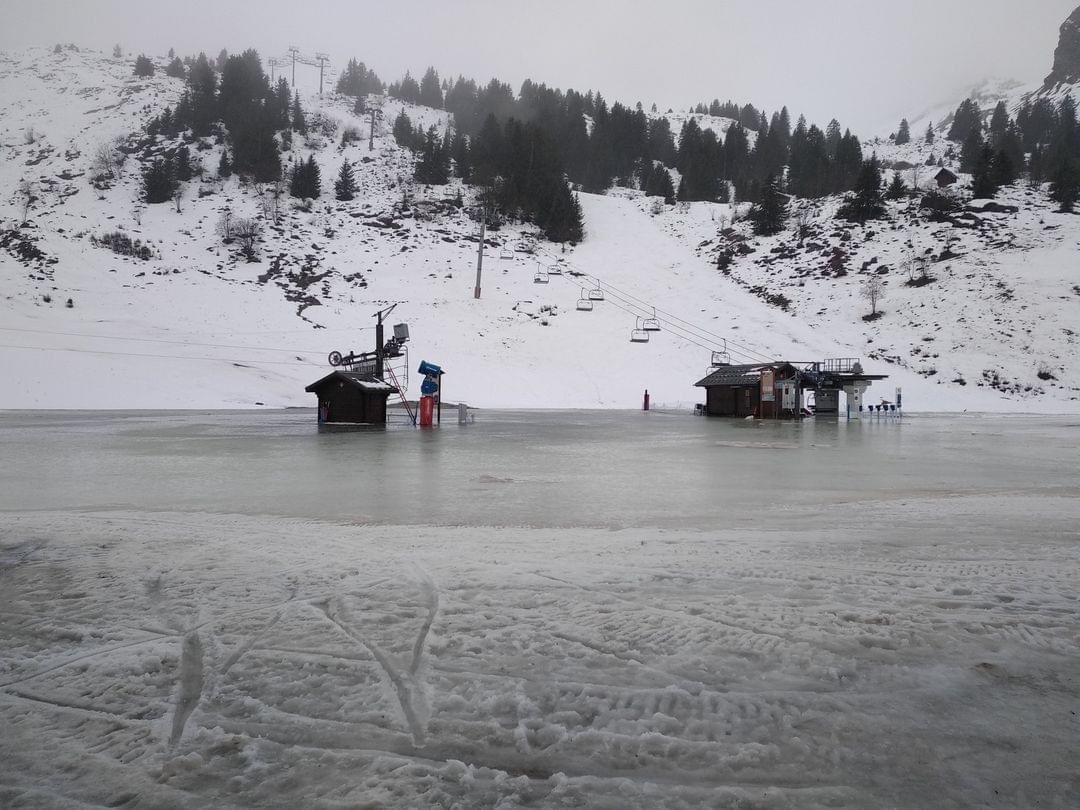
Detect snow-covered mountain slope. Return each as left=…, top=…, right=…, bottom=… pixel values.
left=1, top=47, right=1077, bottom=412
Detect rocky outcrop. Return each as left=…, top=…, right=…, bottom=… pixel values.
left=1045, top=5, right=1080, bottom=86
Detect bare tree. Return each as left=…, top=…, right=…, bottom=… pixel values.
left=23, top=127, right=37, bottom=145
left=860, top=276, right=885, bottom=319
left=795, top=208, right=813, bottom=242
left=216, top=207, right=234, bottom=242
left=173, top=184, right=184, bottom=213
left=132, top=202, right=145, bottom=226
left=232, top=217, right=261, bottom=261
left=91, top=141, right=125, bottom=185
left=17, top=179, right=38, bottom=223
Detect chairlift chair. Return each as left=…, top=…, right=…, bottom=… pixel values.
left=533, top=269, right=549, bottom=284
left=641, top=308, right=661, bottom=332
left=587, top=285, right=605, bottom=301
left=710, top=341, right=731, bottom=367
left=630, top=318, right=650, bottom=343
left=576, top=289, right=593, bottom=311
left=548, top=262, right=563, bottom=276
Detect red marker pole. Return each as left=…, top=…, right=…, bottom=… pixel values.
left=643, top=389, right=650, bottom=411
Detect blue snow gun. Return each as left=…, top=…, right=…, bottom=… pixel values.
left=417, top=360, right=443, bottom=377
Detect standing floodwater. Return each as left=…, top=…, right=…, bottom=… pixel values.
left=1, top=411, right=1079, bottom=807
left=2, top=409, right=1079, bottom=527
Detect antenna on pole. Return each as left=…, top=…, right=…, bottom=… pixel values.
left=268, top=56, right=279, bottom=83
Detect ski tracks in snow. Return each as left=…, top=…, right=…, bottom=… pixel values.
left=313, top=565, right=440, bottom=747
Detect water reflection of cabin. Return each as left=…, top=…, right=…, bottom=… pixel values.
left=305, top=371, right=394, bottom=425
left=695, top=360, right=887, bottom=419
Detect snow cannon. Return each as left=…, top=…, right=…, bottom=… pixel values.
left=418, top=360, right=443, bottom=377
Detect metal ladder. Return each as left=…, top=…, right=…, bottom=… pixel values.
left=382, top=363, right=416, bottom=425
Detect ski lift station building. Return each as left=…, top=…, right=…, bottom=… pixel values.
left=695, top=359, right=888, bottom=419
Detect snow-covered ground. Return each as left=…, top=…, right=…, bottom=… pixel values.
left=3, top=47, right=1078, bottom=412
left=1, top=410, right=1079, bottom=807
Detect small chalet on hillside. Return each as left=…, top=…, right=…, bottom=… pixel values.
left=934, top=167, right=958, bottom=188
left=695, top=359, right=887, bottom=419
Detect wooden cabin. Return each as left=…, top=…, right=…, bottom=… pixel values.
left=305, top=371, right=394, bottom=425
left=695, top=363, right=802, bottom=419
left=934, top=167, right=958, bottom=188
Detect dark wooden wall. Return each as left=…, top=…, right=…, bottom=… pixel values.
left=314, top=382, right=388, bottom=424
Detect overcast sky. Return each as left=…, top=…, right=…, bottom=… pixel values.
left=4, top=0, right=1077, bottom=134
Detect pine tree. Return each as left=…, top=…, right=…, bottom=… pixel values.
left=289, top=154, right=321, bottom=199
left=644, top=163, right=676, bottom=204
left=895, top=118, right=911, bottom=145
left=292, top=91, right=307, bottom=134
left=451, top=130, right=471, bottom=180
left=393, top=109, right=413, bottom=147
left=959, top=128, right=984, bottom=173
left=1050, top=158, right=1079, bottom=212
left=1029, top=145, right=1046, bottom=185
left=749, top=174, right=787, bottom=235
left=885, top=172, right=907, bottom=200
left=825, top=119, right=842, bottom=157
left=165, top=57, right=186, bottom=79
left=174, top=144, right=193, bottom=181
left=334, top=159, right=357, bottom=200
left=142, top=156, right=177, bottom=203
left=133, top=54, right=154, bottom=77
left=925, top=123, right=935, bottom=144
left=991, top=149, right=1015, bottom=188
left=988, top=101, right=1010, bottom=146
left=218, top=150, right=232, bottom=178
left=414, top=127, right=450, bottom=184
left=947, top=99, right=982, bottom=142
left=971, top=145, right=998, bottom=198
left=838, top=155, right=884, bottom=222
left=419, top=67, right=443, bottom=108
left=543, top=183, right=584, bottom=243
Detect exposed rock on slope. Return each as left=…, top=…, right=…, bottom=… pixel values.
left=1045, top=4, right=1080, bottom=86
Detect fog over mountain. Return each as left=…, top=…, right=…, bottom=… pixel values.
left=4, top=0, right=1078, bottom=133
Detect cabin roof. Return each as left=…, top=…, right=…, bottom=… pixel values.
left=695, top=362, right=796, bottom=387
left=935, top=167, right=957, bottom=181
left=304, top=370, right=396, bottom=393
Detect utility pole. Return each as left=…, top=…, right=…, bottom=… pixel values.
left=315, top=52, right=328, bottom=96
left=268, top=57, right=277, bottom=83
left=288, top=45, right=299, bottom=87
left=369, top=107, right=377, bottom=150
left=473, top=215, right=485, bottom=299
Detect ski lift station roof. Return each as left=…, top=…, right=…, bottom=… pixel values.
left=694, top=363, right=796, bottom=388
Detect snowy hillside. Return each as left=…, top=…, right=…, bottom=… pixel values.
left=1, top=47, right=1077, bottom=412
